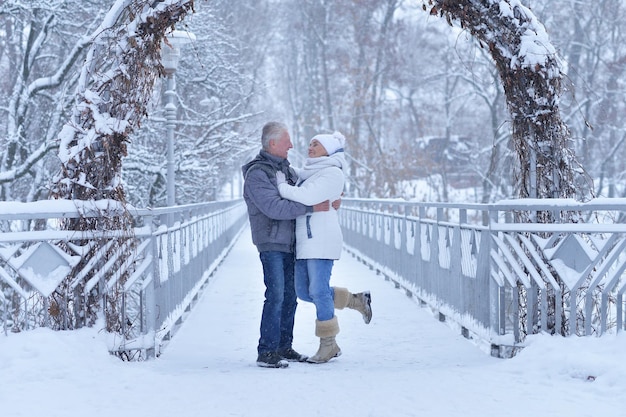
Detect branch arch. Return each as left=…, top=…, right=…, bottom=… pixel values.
left=423, top=0, right=589, bottom=203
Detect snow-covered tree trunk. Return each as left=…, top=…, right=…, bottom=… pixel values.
left=50, top=0, right=194, bottom=333
left=422, top=0, right=596, bottom=337
left=53, top=0, right=194, bottom=202
left=423, top=0, right=589, bottom=212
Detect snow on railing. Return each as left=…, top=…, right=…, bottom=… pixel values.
left=0, top=199, right=247, bottom=360
left=3, top=197, right=625, bottom=359
left=339, top=198, right=626, bottom=358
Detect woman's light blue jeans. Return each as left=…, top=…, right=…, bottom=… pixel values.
left=294, top=259, right=335, bottom=321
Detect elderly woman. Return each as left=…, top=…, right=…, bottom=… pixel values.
left=276, top=131, right=372, bottom=363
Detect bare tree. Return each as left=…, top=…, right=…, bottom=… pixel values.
left=0, top=1, right=101, bottom=201
left=122, top=0, right=265, bottom=206
left=538, top=0, right=626, bottom=199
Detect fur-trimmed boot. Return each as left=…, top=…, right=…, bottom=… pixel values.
left=333, top=287, right=372, bottom=324
left=307, top=316, right=341, bottom=364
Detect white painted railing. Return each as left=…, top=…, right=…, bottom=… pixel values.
left=339, top=198, right=626, bottom=357
left=4, top=197, right=625, bottom=359
left=0, top=199, right=247, bottom=359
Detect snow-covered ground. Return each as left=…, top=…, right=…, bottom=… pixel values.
left=1, top=227, right=625, bottom=417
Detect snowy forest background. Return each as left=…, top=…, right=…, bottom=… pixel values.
left=1, top=0, right=625, bottom=207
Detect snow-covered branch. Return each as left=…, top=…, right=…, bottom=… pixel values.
left=53, top=0, right=195, bottom=202
left=423, top=0, right=589, bottom=205
left=0, top=140, right=58, bottom=183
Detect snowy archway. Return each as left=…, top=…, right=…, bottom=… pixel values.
left=53, top=0, right=195, bottom=204
left=51, top=0, right=195, bottom=331
left=422, top=1, right=588, bottom=208
left=52, top=0, right=588, bottom=212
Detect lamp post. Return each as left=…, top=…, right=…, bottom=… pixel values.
left=161, top=30, right=195, bottom=206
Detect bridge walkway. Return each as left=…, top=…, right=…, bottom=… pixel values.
left=2, top=226, right=620, bottom=417
left=143, top=227, right=606, bottom=417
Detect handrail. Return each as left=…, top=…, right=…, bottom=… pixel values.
left=3, top=197, right=625, bottom=359
left=339, top=198, right=626, bottom=357
left=0, top=199, right=248, bottom=359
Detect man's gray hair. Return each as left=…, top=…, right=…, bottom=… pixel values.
left=261, top=122, right=288, bottom=150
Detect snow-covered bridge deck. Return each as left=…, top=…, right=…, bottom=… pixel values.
left=2, top=225, right=625, bottom=417
left=111, top=227, right=626, bottom=416
left=3, top=198, right=626, bottom=355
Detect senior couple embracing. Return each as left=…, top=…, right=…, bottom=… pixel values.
left=242, top=122, right=372, bottom=369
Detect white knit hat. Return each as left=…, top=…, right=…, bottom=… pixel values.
left=311, top=131, right=346, bottom=155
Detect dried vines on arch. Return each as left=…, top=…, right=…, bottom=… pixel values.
left=423, top=0, right=590, bottom=214
left=49, top=0, right=195, bottom=333
left=422, top=1, right=597, bottom=338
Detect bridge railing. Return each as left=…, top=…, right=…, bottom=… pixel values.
left=339, top=198, right=626, bottom=357
left=0, top=199, right=247, bottom=359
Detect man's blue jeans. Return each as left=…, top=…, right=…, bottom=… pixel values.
left=294, top=259, right=335, bottom=321
left=258, top=251, right=298, bottom=355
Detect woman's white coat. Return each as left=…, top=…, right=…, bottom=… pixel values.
left=278, top=153, right=345, bottom=260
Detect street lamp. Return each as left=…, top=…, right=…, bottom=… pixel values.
left=161, top=30, right=196, bottom=206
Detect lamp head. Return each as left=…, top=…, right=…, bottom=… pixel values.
left=161, top=30, right=196, bottom=74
